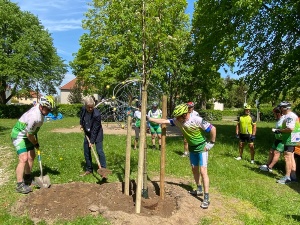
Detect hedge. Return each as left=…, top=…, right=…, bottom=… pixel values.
left=0, top=104, right=291, bottom=123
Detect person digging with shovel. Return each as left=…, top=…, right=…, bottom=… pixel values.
left=11, top=96, right=55, bottom=194
left=80, top=96, right=110, bottom=182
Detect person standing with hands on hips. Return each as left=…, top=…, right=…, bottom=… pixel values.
left=235, top=104, right=257, bottom=163
left=147, top=104, right=216, bottom=209
left=11, top=96, right=55, bottom=194
left=80, top=96, right=107, bottom=182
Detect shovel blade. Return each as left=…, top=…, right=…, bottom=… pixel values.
left=34, top=175, right=51, bottom=188
left=97, top=168, right=112, bottom=177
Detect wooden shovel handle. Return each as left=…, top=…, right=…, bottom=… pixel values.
left=85, top=135, right=102, bottom=169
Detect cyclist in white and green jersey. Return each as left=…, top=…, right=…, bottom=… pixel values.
left=147, top=102, right=162, bottom=150
left=133, top=103, right=142, bottom=150
left=260, top=107, right=285, bottom=172
left=11, top=96, right=55, bottom=194
left=275, top=101, right=299, bottom=184
left=147, top=104, right=216, bottom=209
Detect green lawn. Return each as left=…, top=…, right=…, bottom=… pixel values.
left=0, top=117, right=299, bottom=224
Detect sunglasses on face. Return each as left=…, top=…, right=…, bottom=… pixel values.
left=176, top=113, right=187, bottom=120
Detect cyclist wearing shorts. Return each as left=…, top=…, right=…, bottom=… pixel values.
left=260, top=107, right=285, bottom=172
left=11, top=96, right=55, bottom=194
left=147, top=104, right=216, bottom=209
left=235, top=104, right=257, bottom=163
left=276, top=101, right=299, bottom=184
left=147, top=102, right=162, bottom=150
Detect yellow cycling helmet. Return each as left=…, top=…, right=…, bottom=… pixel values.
left=172, top=104, right=188, bottom=117
left=244, top=104, right=251, bottom=110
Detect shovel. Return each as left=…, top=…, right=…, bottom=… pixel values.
left=86, top=135, right=112, bottom=177
left=34, top=149, right=51, bottom=188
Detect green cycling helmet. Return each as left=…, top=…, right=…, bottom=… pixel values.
left=172, top=104, right=188, bottom=117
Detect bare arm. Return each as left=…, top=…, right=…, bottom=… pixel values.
left=26, top=133, right=38, bottom=146
left=209, top=126, right=216, bottom=142
left=148, top=117, right=171, bottom=124
left=252, top=124, right=257, bottom=135
left=236, top=123, right=239, bottom=134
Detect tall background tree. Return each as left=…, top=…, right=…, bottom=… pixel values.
left=70, top=0, right=190, bottom=114
left=0, top=0, right=67, bottom=104
left=236, top=0, right=300, bottom=104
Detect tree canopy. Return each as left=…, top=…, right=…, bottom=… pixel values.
left=0, top=0, right=67, bottom=104
left=70, top=0, right=190, bottom=111
left=70, top=0, right=300, bottom=109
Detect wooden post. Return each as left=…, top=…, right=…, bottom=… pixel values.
left=124, top=96, right=133, bottom=195
left=135, top=89, right=147, bottom=213
left=160, top=95, right=167, bottom=199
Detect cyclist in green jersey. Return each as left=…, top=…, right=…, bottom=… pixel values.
left=147, top=104, right=216, bottom=209
left=235, top=105, right=257, bottom=163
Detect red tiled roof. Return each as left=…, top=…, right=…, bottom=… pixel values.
left=29, top=90, right=42, bottom=98
left=60, top=78, right=77, bottom=90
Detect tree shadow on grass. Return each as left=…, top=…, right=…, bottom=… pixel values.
left=31, top=165, right=60, bottom=177
left=286, top=214, right=300, bottom=222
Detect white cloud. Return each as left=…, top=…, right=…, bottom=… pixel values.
left=43, top=19, right=82, bottom=32
left=12, top=0, right=88, bottom=32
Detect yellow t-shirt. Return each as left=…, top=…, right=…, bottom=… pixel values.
left=238, top=114, right=256, bottom=134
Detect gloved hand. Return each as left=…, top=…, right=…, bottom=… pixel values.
left=272, top=128, right=281, bottom=134
left=205, top=142, right=214, bottom=151
left=250, top=135, right=256, bottom=141
left=236, top=134, right=239, bottom=139
left=34, top=143, right=40, bottom=149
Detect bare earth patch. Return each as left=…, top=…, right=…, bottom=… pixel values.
left=8, top=125, right=262, bottom=224
left=11, top=177, right=262, bottom=225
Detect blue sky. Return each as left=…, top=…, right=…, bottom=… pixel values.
left=11, top=1, right=232, bottom=92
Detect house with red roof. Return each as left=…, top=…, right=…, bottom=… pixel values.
left=60, top=78, right=78, bottom=104
left=60, top=78, right=99, bottom=104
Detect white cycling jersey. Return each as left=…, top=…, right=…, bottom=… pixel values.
left=190, top=110, right=199, bottom=117
left=11, top=104, right=44, bottom=139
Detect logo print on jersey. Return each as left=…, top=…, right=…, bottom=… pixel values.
left=202, top=120, right=208, bottom=125
left=29, top=121, right=37, bottom=132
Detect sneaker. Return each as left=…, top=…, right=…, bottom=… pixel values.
left=16, top=182, right=32, bottom=194
left=151, top=145, right=156, bottom=150
left=235, top=156, right=242, bottom=160
left=188, top=189, right=203, bottom=196
left=200, top=199, right=210, bottom=209
left=101, top=177, right=108, bottom=183
left=277, top=176, right=291, bottom=184
left=291, top=177, right=298, bottom=182
left=181, top=152, right=189, bottom=157
left=24, top=177, right=33, bottom=186
left=259, top=165, right=272, bottom=172
left=250, top=160, right=255, bottom=164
